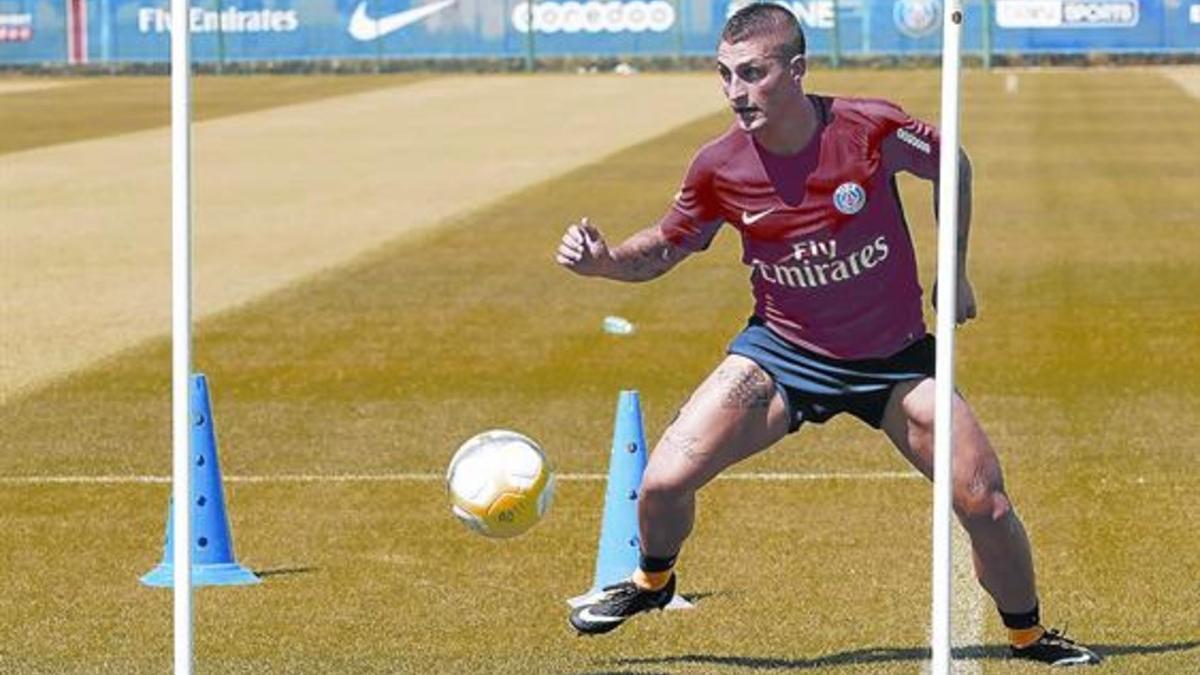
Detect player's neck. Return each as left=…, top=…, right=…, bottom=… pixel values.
left=753, top=95, right=818, bottom=156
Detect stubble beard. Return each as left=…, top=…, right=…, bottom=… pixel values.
left=736, top=110, right=768, bottom=133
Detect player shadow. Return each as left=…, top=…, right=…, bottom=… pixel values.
left=252, top=565, right=318, bottom=578
left=576, top=671, right=671, bottom=675
left=611, top=639, right=1200, bottom=670
left=678, top=591, right=720, bottom=604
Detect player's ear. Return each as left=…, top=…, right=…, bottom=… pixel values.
left=788, top=54, right=807, bottom=84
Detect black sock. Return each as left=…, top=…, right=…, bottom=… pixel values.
left=638, top=553, right=677, bottom=573
left=1000, top=603, right=1041, bottom=630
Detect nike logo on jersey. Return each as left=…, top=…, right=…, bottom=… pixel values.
left=348, top=0, right=456, bottom=41
left=741, top=208, right=777, bottom=225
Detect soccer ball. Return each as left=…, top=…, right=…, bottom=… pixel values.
left=446, top=429, right=555, bottom=539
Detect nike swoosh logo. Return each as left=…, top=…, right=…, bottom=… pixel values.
left=741, top=208, right=777, bottom=225
left=348, top=0, right=457, bottom=41
left=576, top=608, right=625, bottom=624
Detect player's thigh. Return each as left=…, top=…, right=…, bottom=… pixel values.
left=644, top=354, right=791, bottom=494
left=879, top=377, right=1004, bottom=490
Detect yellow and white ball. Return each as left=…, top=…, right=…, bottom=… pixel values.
left=446, top=429, right=554, bottom=538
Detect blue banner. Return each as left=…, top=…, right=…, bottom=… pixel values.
left=0, top=0, right=64, bottom=62
left=1, top=0, right=1196, bottom=65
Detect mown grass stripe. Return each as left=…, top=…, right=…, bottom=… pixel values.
left=0, top=74, right=428, bottom=155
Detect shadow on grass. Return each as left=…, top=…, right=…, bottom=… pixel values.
left=611, top=640, right=1200, bottom=670
left=253, top=565, right=318, bottom=579
left=576, top=671, right=671, bottom=675
left=679, top=591, right=722, bottom=604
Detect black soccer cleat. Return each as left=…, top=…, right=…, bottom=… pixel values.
left=1010, top=627, right=1103, bottom=667
left=568, top=574, right=676, bottom=635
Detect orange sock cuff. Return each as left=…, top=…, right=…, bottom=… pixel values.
left=1009, top=625, right=1046, bottom=648
left=632, top=568, right=673, bottom=591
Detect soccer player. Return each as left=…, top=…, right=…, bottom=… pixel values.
left=555, top=3, right=1100, bottom=667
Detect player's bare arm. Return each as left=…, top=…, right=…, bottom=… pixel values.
left=555, top=218, right=690, bottom=282
left=932, top=148, right=977, bottom=324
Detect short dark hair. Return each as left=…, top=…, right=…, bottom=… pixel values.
left=721, top=2, right=807, bottom=60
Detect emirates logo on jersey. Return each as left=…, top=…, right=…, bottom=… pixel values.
left=749, top=236, right=891, bottom=290
left=833, top=182, right=867, bottom=215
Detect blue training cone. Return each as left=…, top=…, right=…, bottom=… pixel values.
left=141, top=374, right=259, bottom=587
left=568, top=390, right=692, bottom=610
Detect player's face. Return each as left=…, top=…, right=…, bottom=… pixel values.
left=716, top=37, right=805, bottom=133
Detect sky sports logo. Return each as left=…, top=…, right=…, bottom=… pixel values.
left=996, top=0, right=1138, bottom=28
left=1061, top=0, right=1137, bottom=26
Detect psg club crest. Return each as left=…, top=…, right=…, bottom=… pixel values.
left=893, top=0, right=942, bottom=39
left=833, top=182, right=867, bottom=215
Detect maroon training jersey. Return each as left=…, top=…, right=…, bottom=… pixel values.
left=659, top=95, right=942, bottom=360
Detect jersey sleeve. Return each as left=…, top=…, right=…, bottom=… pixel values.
left=658, top=148, right=725, bottom=252
left=881, top=113, right=942, bottom=181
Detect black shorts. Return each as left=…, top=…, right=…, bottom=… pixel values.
left=727, top=317, right=936, bottom=432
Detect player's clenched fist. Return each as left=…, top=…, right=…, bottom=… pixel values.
left=556, top=217, right=614, bottom=277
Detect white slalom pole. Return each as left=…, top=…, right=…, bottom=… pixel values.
left=932, top=1, right=965, bottom=673
left=170, top=0, right=194, bottom=669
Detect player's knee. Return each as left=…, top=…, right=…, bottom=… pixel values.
left=954, top=485, right=1012, bottom=525
left=639, top=470, right=694, bottom=505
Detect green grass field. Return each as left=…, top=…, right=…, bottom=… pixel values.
left=0, top=75, right=426, bottom=154
left=1, top=69, right=1198, bottom=674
